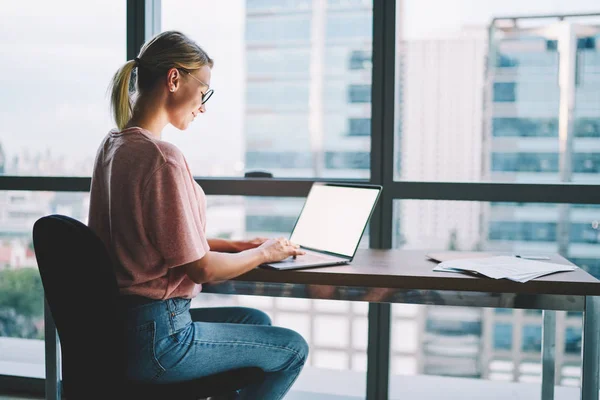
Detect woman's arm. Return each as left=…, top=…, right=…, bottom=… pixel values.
left=207, top=238, right=238, bottom=253
left=184, top=238, right=304, bottom=284
left=207, top=237, right=269, bottom=253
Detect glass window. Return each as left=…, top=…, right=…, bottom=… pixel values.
left=348, top=118, right=371, bottom=136
left=0, top=190, right=90, bottom=378
left=522, top=325, right=542, bottom=352
left=348, top=84, right=371, bottom=103
left=325, top=151, right=370, bottom=169
left=426, top=319, right=481, bottom=336
left=393, top=3, right=600, bottom=185
left=489, top=221, right=557, bottom=242
left=349, top=50, right=372, bottom=70
left=0, top=2, right=125, bottom=177
left=570, top=223, right=600, bottom=244
left=162, top=0, right=372, bottom=179
left=491, top=153, right=559, bottom=173
left=493, top=82, right=517, bottom=102
left=565, top=326, right=582, bottom=355
left=391, top=1, right=600, bottom=389
left=496, top=51, right=559, bottom=68
left=200, top=196, right=369, bottom=394
left=577, top=37, right=596, bottom=49
left=492, top=118, right=558, bottom=137
left=0, top=1, right=124, bottom=380
left=575, top=118, right=600, bottom=137
left=390, top=199, right=600, bottom=388
left=574, top=153, right=600, bottom=173
left=494, top=323, right=513, bottom=350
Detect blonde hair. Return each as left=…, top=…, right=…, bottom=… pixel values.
left=108, top=31, right=214, bottom=130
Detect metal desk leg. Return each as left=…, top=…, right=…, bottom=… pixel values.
left=542, top=310, right=556, bottom=400
left=366, top=302, right=391, bottom=400
left=44, top=300, right=61, bottom=400
left=582, top=296, right=600, bottom=400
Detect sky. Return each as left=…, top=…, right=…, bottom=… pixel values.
left=0, top=0, right=598, bottom=176
left=402, top=0, right=600, bottom=40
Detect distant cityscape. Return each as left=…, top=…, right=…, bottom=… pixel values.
left=0, top=0, right=599, bottom=389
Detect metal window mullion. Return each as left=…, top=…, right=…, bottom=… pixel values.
left=386, top=181, right=600, bottom=205
left=2, top=177, right=600, bottom=205
left=126, top=0, right=145, bottom=60
left=541, top=310, right=557, bottom=400
left=367, top=1, right=396, bottom=400
left=581, top=296, right=600, bottom=400
left=127, top=0, right=161, bottom=60
left=369, top=0, right=395, bottom=249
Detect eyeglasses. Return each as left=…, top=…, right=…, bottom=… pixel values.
left=179, top=69, right=214, bottom=105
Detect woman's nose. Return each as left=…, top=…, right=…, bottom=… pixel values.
left=199, top=104, right=206, bottom=113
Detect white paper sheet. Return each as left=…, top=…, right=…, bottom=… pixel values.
left=433, top=256, right=576, bottom=283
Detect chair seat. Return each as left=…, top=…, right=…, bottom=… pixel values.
left=125, top=367, right=265, bottom=399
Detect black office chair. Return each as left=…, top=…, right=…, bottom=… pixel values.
left=32, top=214, right=264, bottom=400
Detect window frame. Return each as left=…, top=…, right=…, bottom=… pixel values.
left=1, top=2, right=600, bottom=400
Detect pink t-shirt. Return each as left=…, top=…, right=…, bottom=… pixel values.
left=88, top=127, right=210, bottom=299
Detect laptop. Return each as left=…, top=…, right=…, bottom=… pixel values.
left=261, top=182, right=382, bottom=270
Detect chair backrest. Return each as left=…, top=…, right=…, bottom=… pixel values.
left=32, top=214, right=125, bottom=397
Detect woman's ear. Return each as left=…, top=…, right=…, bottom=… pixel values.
left=166, top=68, right=181, bottom=92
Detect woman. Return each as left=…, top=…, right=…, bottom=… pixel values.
left=88, top=30, right=308, bottom=400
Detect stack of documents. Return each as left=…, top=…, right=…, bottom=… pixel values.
left=433, top=256, right=577, bottom=283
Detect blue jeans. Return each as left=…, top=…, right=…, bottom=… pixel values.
left=123, top=297, right=308, bottom=400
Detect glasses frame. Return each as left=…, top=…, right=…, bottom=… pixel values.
left=178, top=68, right=214, bottom=104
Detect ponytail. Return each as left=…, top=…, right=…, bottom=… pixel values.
left=108, top=60, right=137, bottom=130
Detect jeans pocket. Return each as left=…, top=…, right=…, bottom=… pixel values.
left=126, top=321, right=166, bottom=382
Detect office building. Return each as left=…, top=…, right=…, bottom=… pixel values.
left=396, top=33, right=487, bottom=252
left=239, top=0, right=377, bottom=372
left=482, top=18, right=600, bottom=384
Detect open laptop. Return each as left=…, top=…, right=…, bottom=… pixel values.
left=261, top=182, right=382, bottom=270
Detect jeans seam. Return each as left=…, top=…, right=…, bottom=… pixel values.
left=166, top=300, right=176, bottom=335
left=148, top=321, right=167, bottom=380
left=191, top=339, right=306, bottom=365
left=273, top=359, right=306, bottom=400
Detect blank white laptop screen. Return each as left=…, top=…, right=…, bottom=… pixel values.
left=289, top=185, right=380, bottom=258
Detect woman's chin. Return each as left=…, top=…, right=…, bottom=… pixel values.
left=173, top=121, right=190, bottom=131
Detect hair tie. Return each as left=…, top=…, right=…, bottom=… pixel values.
left=134, top=57, right=141, bottom=66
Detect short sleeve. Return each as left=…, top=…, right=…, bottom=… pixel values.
left=142, top=161, right=210, bottom=268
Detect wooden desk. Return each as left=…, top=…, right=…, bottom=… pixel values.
left=44, top=250, right=599, bottom=400
left=201, top=250, right=600, bottom=400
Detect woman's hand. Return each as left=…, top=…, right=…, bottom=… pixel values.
left=257, top=237, right=305, bottom=263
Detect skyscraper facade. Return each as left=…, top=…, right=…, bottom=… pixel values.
left=482, top=18, right=600, bottom=384
left=240, top=3, right=599, bottom=385
left=240, top=0, right=376, bottom=372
